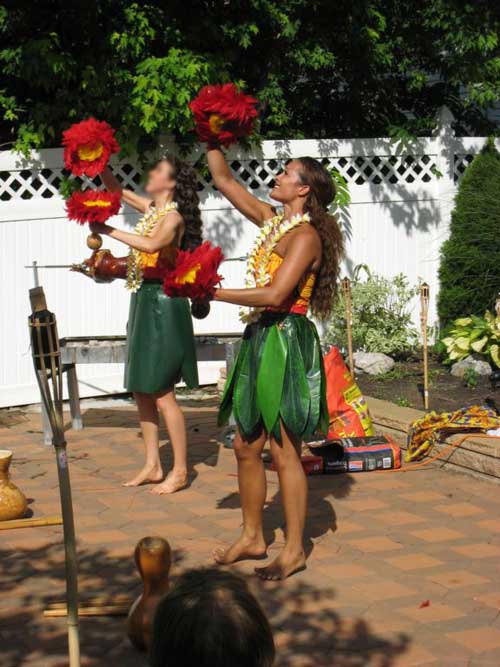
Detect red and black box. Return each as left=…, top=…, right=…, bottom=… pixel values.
left=308, top=435, right=401, bottom=473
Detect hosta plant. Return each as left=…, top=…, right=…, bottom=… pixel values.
left=441, top=311, right=500, bottom=367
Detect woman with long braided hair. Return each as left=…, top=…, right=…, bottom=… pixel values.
left=208, top=147, right=344, bottom=579
left=93, top=155, right=202, bottom=493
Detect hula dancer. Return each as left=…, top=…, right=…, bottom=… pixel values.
left=208, top=148, right=344, bottom=579
left=92, top=157, right=202, bottom=493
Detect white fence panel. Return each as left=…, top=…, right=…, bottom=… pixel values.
left=0, top=123, right=492, bottom=407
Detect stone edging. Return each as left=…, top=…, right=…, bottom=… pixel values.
left=366, top=396, right=500, bottom=484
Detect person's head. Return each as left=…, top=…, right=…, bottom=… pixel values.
left=273, top=156, right=344, bottom=320
left=145, top=154, right=203, bottom=250
left=150, top=568, right=275, bottom=667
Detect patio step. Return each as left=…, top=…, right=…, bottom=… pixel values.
left=366, top=396, right=500, bottom=484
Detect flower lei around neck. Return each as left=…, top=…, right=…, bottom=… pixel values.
left=126, top=202, right=178, bottom=292
left=239, top=211, right=311, bottom=324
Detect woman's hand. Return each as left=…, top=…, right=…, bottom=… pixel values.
left=89, top=222, right=112, bottom=235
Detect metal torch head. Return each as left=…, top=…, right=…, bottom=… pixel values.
left=341, top=276, right=351, bottom=294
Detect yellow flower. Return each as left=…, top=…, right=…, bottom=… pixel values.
left=175, top=264, right=201, bottom=285
left=78, top=142, right=104, bottom=161
left=208, top=114, right=225, bottom=134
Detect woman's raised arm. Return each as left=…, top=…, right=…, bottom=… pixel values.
left=207, top=147, right=274, bottom=226
left=101, top=166, right=152, bottom=213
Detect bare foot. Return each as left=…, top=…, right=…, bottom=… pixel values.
left=122, top=463, right=163, bottom=487
left=255, top=548, right=306, bottom=580
left=150, top=470, right=188, bottom=495
left=214, top=534, right=267, bottom=565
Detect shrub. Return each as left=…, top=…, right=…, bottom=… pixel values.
left=438, top=138, right=500, bottom=325
left=441, top=311, right=500, bottom=368
left=463, top=368, right=479, bottom=389
left=324, top=267, right=419, bottom=357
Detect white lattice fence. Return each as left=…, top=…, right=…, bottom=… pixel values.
left=0, top=126, right=494, bottom=407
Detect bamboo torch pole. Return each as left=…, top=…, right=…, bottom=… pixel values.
left=342, top=277, right=355, bottom=377
left=29, top=287, right=80, bottom=667
left=420, top=283, right=430, bottom=411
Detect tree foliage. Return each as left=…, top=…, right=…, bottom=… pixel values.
left=1, top=1, right=500, bottom=155
left=438, top=138, right=500, bottom=325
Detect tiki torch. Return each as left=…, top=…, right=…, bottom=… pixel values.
left=342, top=276, right=355, bottom=377
left=28, top=286, right=80, bottom=667
left=420, top=282, right=430, bottom=411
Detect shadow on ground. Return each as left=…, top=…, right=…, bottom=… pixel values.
left=217, top=469, right=356, bottom=558
left=0, top=541, right=410, bottom=667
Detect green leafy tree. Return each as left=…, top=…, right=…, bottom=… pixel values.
left=438, top=139, right=500, bottom=325
left=1, top=1, right=500, bottom=155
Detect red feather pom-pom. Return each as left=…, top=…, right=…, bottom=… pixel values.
left=62, top=118, right=120, bottom=177
left=66, top=190, right=121, bottom=224
left=163, top=241, right=224, bottom=301
left=189, top=83, right=258, bottom=148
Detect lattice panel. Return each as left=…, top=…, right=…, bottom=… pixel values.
left=0, top=153, right=438, bottom=202
left=454, top=154, right=475, bottom=183
left=0, top=163, right=141, bottom=201
left=221, top=154, right=438, bottom=191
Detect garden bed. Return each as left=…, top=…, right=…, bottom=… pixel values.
left=356, top=355, right=500, bottom=413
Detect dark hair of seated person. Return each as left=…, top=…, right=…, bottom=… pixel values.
left=150, top=567, right=275, bottom=667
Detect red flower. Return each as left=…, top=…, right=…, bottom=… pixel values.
left=62, top=118, right=120, bottom=177
left=189, top=83, right=258, bottom=148
left=163, top=241, right=224, bottom=300
left=66, top=190, right=121, bottom=224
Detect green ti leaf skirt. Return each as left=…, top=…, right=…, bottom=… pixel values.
left=124, top=281, right=199, bottom=394
left=219, top=312, right=329, bottom=441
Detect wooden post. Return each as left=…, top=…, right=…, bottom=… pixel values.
left=341, top=277, right=355, bottom=377
left=29, top=287, right=80, bottom=667
left=420, top=283, right=430, bottom=411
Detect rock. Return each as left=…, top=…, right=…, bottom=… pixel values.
left=451, top=356, right=492, bottom=378
left=353, top=352, right=395, bottom=375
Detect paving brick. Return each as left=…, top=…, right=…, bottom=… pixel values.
left=385, top=553, right=444, bottom=571
left=446, top=627, right=500, bottom=652
left=426, top=569, right=489, bottom=589
left=435, top=503, right=484, bottom=517
left=410, top=527, right=465, bottom=543
left=452, top=543, right=500, bottom=559
left=473, top=591, right=500, bottom=610
left=398, top=602, right=466, bottom=623
left=346, top=535, right=404, bottom=553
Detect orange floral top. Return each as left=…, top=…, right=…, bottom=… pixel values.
left=141, top=246, right=176, bottom=279
left=263, top=251, right=316, bottom=315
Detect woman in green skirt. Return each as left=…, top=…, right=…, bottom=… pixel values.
left=208, top=147, right=344, bottom=579
left=91, top=156, right=201, bottom=494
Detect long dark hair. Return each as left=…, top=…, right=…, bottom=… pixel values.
left=162, top=154, right=203, bottom=250
left=295, top=156, right=344, bottom=320
left=150, top=567, right=275, bottom=667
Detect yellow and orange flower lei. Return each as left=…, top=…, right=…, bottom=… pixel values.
left=126, top=202, right=178, bottom=293
left=239, top=212, right=311, bottom=324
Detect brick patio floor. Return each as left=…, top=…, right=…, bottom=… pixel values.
left=1, top=399, right=500, bottom=667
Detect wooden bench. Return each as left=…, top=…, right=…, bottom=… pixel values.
left=40, top=334, right=240, bottom=444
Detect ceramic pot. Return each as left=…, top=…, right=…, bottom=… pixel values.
left=127, top=536, right=172, bottom=652
left=0, top=450, right=28, bottom=521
